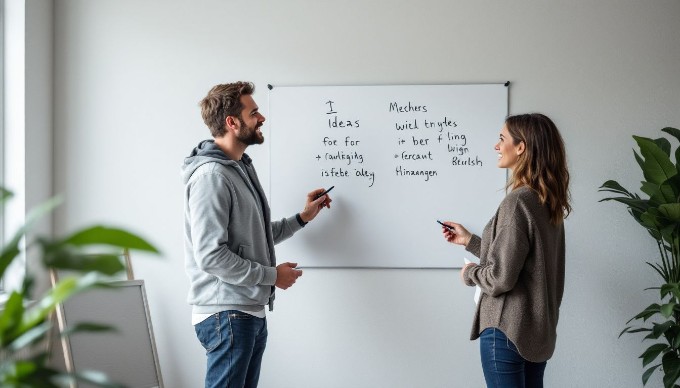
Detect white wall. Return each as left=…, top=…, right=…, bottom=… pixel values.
left=51, top=1, right=680, bottom=387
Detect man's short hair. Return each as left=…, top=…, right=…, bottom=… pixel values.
left=199, top=82, right=255, bottom=137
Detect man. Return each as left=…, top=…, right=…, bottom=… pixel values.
left=182, top=82, right=331, bottom=388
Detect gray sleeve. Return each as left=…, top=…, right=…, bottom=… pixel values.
left=464, top=224, right=530, bottom=297
left=189, top=172, right=276, bottom=286
left=465, top=234, right=482, bottom=258
left=271, top=215, right=304, bottom=245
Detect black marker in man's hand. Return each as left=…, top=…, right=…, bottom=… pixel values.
left=315, top=186, right=335, bottom=200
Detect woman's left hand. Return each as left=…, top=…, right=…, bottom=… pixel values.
left=460, top=262, right=475, bottom=283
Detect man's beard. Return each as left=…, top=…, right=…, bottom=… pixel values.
left=237, top=117, right=264, bottom=145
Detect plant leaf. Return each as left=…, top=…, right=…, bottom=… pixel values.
left=0, top=187, right=11, bottom=203
left=662, top=351, right=680, bottom=388
left=647, top=262, right=669, bottom=281
left=656, top=183, right=677, bottom=205
left=643, top=364, right=661, bottom=386
left=0, top=244, right=21, bottom=283
left=44, top=252, right=125, bottom=276
left=647, top=228, right=663, bottom=241
left=51, top=370, right=124, bottom=388
left=661, top=127, right=680, bottom=143
left=599, top=180, right=635, bottom=197
left=664, top=325, right=680, bottom=350
left=630, top=207, right=646, bottom=225
left=599, top=196, right=648, bottom=213
left=653, top=137, right=672, bottom=157
left=661, top=283, right=679, bottom=298
left=659, top=225, right=678, bottom=247
left=661, top=302, right=677, bottom=318
left=647, top=320, right=675, bottom=339
left=61, top=322, right=116, bottom=337
left=659, top=204, right=680, bottom=222
left=62, top=226, right=159, bottom=253
left=641, top=181, right=660, bottom=199
left=641, top=343, right=668, bottom=366
left=0, top=291, right=25, bottom=346
left=619, top=326, right=633, bottom=337
left=16, top=273, right=102, bottom=340
left=9, top=321, right=52, bottom=351
left=635, top=150, right=645, bottom=171
left=640, top=212, right=664, bottom=231
left=666, top=174, right=680, bottom=200
left=620, top=326, right=653, bottom=337
left=634, top=135, right=677, bottom=185
left=0, top=196, right=62, bottom=279
left=630, top=303, right=661, bottom=322
left=632, top=328, right=654, bottom=334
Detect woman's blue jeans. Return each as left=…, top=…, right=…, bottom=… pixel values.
left=479, top=327, right=547, bottom=388
left=194, top=310, right=268, bottom=388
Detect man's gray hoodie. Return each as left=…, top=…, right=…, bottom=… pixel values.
left=182, top=140, right=303, bottom=313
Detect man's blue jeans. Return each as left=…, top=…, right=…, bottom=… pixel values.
left=194, top=310, right=268, bottom=388
left=479, top=327, right=547, bottom=388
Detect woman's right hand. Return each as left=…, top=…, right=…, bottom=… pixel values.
left=441, top=221, right=472, bottom=247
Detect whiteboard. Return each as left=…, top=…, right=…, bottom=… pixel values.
left=57, top=280, right=164, bottom=388
left=268, top=84, right=508, bottom=268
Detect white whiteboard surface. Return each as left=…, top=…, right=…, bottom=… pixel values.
left=269, top=84, right=508, bottom=268
left=57, top=280, right=164, bottom=388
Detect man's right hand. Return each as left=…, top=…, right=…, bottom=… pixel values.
left=275, top=262, right=302, bottom=290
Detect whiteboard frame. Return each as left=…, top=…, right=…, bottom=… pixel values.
left=53, top=279, right=164, bottom=388
left=267, top=82, right=510, bottom=269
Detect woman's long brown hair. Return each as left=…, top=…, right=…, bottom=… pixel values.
left=505, top=113, right=572, bottom=224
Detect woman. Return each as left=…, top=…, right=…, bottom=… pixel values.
left=441, top=113, right=571, bottom=388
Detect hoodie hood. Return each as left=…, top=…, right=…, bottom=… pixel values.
left=181, top=139, right=252, bottom=184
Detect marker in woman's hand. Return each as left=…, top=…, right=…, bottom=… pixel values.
left=437, top=220, right=456, bottom=232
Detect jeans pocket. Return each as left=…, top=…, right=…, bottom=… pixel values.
left=228, top=311, right=255, bottom=320
left=194, top=313, right=222, bottom=353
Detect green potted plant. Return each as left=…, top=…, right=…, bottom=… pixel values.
left=600, top=127, right=680, bottom=388
left=0, top=186, right=159, bottom=387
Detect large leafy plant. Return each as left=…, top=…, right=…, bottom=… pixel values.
left=0, top=187, right=159, bottom=387
left=600, top=127, right=680, bottom=388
